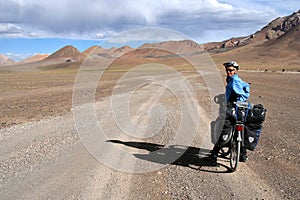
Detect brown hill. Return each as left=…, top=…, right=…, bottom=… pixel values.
left=203, top=36, right=246, bottom=51
left=83, top=46, right=102, bottom=55
left=20, top=54, right=49, bottom=64
left=0, top=54, right=15, bottom=66
left=107, top=47, right=191, bottom=72
left=45, top=45, right=86, bottom=63
left=256, top=23, right=300, bottom=67
left=140, top=40, right=204, bottom=54
left=83, top=46, right=113, bottom=59
left=83, top=45, right=133, bottom=59
left=113, top=46, right=133, bottom=55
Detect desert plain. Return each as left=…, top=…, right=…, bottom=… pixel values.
left=0, top=48, right=299, bottom=199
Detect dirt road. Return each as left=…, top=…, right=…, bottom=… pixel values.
left=1, top=71, right=299, bottom=199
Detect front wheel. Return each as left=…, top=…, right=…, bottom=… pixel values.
left=230, top=138, right=241, bottom=172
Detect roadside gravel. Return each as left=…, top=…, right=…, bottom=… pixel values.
left=1, top=71, right=299, bottom=199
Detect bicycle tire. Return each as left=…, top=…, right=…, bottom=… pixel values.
left=230, top=139, right=241, bottom=172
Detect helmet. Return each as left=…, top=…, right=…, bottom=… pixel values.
left=223, top=61, right=239, bottom=70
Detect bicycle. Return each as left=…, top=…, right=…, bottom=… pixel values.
left=221, top=101, right=250, bottom=172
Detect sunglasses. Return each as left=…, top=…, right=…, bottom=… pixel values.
left=226, top=69, right=235, bottom=72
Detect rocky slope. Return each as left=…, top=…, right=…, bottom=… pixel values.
left=203, top=9, right=300, bottom=50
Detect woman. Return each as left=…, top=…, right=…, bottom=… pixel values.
left=210, top=61, right=250, bottom=162
left=224, top=61, right=250, bottom=103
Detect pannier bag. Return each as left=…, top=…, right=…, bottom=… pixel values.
left=245, top=104, right=267, bottom=151
left=244, top=124, right=262, bottom=151
left=225, top=104, right=236, bottom=123
left=247, top=104, right=266, bottom=124
left=217, top=119, right=233, bottom=147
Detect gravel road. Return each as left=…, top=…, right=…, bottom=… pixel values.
left=1, top=71, right=297, bottom=199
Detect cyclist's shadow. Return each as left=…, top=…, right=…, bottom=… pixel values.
left=107, top=139, right=232, bottom=173
left=210, top=93, right=227, bottom=146
left=106, top=94, right=231, bottom=173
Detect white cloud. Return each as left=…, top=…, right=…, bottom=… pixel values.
left=0, top=0, right=298, bottom=42
left=0, top=23, right=23, bottom=34
left=93, top=31, right=117, bottom=39
left=107, top=27, right=188, bottom=43
left=27, top=32, right=40, bottom=37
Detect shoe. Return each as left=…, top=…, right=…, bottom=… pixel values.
left=208, top=153, right=218, bottom=162
left=240, top=154, right=248, bottom=162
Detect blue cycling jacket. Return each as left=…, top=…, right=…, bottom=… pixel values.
left=225, top=74, right=250, bottom=102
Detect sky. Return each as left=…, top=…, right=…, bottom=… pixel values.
left=0, top=0, right=299, bottom=61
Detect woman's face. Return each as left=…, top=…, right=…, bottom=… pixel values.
left=226, top=67, right=236, bottom=77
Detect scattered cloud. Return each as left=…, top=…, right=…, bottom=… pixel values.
left=107, top=27, right=188, bottom=43
left=0, top=23, right=23, bottom=35
left=0, top=0, right=297, bottom=42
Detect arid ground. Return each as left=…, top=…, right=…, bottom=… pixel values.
left=0, top=58, right=299, bottom=199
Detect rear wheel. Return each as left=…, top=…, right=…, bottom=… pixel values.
left=230, top=138, right=240, bottom=172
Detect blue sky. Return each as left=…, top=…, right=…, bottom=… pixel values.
left=0, top=0, right=299, bottom=61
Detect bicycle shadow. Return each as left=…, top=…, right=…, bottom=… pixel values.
left=106, top=93, right=232, bottom=173
left=107, top=139, right=232, bottom=173
left=210, top=93, right=227, bottom=145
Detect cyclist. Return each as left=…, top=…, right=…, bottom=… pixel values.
left=210, top=61, right=250, bottom=162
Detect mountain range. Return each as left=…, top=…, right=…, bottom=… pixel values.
left=1, top=10, right=299, bottom=71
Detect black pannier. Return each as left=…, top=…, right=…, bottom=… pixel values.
left=245, top=104, right=267, bottom=151
left=217, top=119, right=233, bottom=147
left=225, top=104, right=235, bottom=122
left=244, top=124, right=262, bottom=151
left=247, top=104, right=266, bottom=124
